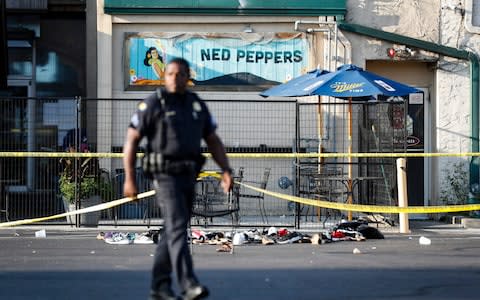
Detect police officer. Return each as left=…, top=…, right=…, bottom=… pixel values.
left=123, top=57, right=233, bottom=300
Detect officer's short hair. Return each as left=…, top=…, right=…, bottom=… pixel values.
left=167, top=57, right=190, bottom=78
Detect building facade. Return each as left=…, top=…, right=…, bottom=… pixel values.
left=88, top=0, right=480, bottom=213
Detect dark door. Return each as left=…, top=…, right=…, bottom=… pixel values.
left=406, top=92, right=425, bottom=206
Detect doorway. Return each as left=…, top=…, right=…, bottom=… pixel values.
left=3, top=79, right=35, bottom=190
left=366, top=61, right=434, bottom=216
left=406, top=88, right=430, bottom=219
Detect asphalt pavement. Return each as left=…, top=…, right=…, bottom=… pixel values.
left=0, top=221, right=480, bottom=300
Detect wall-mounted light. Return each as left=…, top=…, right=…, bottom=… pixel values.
left=387, top=48, right=396, bottom=58
left=387, top=47, right=416, bottom=59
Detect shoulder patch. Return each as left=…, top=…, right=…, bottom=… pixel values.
left=193, top=101, right=202, bottom=112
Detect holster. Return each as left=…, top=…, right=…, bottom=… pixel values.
left=141, top=151, right=156, bottom=179
left=194, top=154, right=206, bottom=174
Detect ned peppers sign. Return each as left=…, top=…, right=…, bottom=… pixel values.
left=125, top=33, right=309, bottom=88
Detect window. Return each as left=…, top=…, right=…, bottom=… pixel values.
left=465, top=0, right=480, bottom=34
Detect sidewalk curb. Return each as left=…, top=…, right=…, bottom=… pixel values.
left=449, top=215, right=480, bottom=228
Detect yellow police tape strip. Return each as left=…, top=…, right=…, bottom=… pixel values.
left=202, top=173, right=480, bottom=214
left=0, top=172, right=216, bottom=228
left=2, top=172, right=480, bottom=228
left=1, top=152, right=480, bottom=158
left=0, top=191, right=155, bottom=228
left=240, top=182, right=480, bottom=214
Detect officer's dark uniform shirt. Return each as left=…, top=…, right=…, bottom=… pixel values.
left=129, top=90, right=216, bottom=160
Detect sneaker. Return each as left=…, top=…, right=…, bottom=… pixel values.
left=261, top=235, right=275, bottom=245
left=149, top=230, right=160, bottom=244
left=311, top=233, right=321, bottom=245
left=96, top=232, right=105, bottom=240
left=232, top=232, right=246, bottom=245
left=183, top=284, right=209, bottom=300
left=105, top=232, right=134, bottom=245
left=215, top=243, right=233, bottom=253
left=276, top=232, right=302, bottom=244
left=277, top=228, right=288, bottom=237
left=134, top=232, right=154, bottom=244
left=252, top=234, right=263, bottom=244
left=299, top=233, right=312, bottom=243
left=267, top=226, right=277, bottom=236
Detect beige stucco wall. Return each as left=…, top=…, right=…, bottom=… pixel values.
left=344, top=0, right=441, bottom=65
left=436, top=0, right=480, bottom=204
left=342, top=0, right=480, bottom=207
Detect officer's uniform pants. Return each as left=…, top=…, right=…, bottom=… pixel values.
left=151, top=172, right=198, bottom=292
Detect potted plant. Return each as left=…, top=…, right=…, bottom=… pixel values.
left=59, top=150, right=113, bottom=226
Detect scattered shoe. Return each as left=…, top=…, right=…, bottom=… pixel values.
left=232, top=232, right=246, bottom=246
left=148, top=229, right=161, bottom=244
left=277, top=228, right=288, bottom=237
left=331, top=230, right=346, bottom=239
left=299, top=234, right=312, bottom=243
left=267, top=226, right=277, bottom=236
left=96, top=232, right=105, bottom=240
left=104, top=232, right=134, bottom=245
left=183, top=285, right=209, bottom=300
left=134, top=232, right=154, bottom=244
left=252, top=234, right=263, bottom=244
left=216, top=243, right=233, bottom=253
left=261, top=235, right=275, bottom=245
left=311, top=233, right=321, bottom=245
left=277, top=232, right=302, bottom=244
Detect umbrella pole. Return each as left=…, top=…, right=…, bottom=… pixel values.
left=347, top=97, right=353, bottom=221
left=317, top=96, right=323, bottom=221
left=317, top=96, right=323, bottom=173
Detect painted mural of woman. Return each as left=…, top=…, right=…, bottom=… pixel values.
left=143, top=47, right=165, bottom=79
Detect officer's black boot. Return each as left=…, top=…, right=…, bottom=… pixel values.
left=182, top=284, right=209, bottom=300
left=149, top=288, right=179, bottom=300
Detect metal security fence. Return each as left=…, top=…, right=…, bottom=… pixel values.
left=0, top=96, right=411, bottom=228
left=296, top=100, right=406, bottom=224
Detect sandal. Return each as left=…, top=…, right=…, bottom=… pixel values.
left=216, top=243, right=232, bottom=252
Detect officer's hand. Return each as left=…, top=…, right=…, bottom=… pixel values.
left=123, top=179, right=138, bottom=198
left=221, top=171, right=233, bottom=193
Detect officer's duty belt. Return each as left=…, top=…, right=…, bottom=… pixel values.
left=143, top=153, right=196, bottom=175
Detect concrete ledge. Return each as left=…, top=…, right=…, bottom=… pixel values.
left=461, top=217, right=480, bottom=228
left=451, top=215, right=466, bottom=225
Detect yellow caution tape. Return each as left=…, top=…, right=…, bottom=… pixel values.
left=0, top=152, right=138, bottom=158
left=0, top=191, right=155, bottom=228
left=0, top=172, right=217, bottom=228
left=200, top=172, right=480, bottom=214
left=240, top=182, right=480, bottom=214
left=1, top=152, right=480, bottom=158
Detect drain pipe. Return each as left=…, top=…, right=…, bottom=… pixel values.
left=337, top=22, right=480, bottom=186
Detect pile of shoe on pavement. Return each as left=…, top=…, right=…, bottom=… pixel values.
left=192, top=219, right=385, bottom=252
left=97, top=219, right=386, bottom=250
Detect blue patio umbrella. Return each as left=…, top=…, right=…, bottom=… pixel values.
left=261, top=64, right=420, bottom=98
left=261, top=64, right=421, bottom=219
left=298, top=64, right=421, bottom=98
left=260, top=68, right=330, bottom=97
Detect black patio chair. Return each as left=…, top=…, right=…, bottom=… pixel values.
left=238, top=167, right=271, bottom=224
